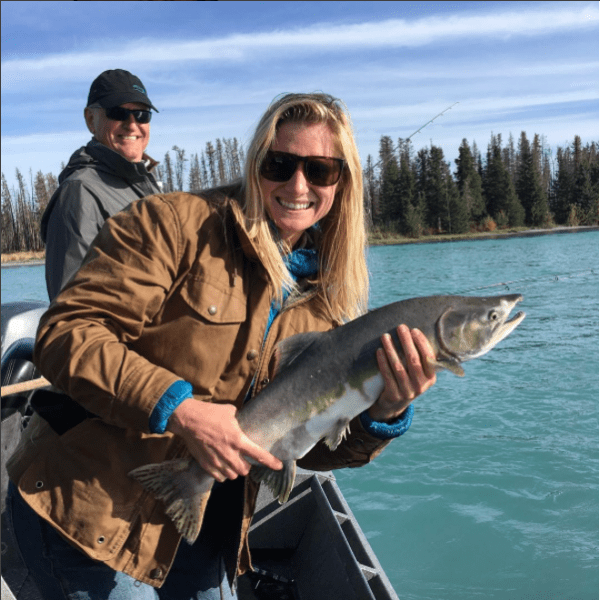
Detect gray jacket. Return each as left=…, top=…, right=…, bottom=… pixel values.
left=41, top=138, right=161, bottom=300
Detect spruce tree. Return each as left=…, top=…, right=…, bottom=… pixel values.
left=550, top=147, right=573, bottom=223
left=516, top=132, right=548, bottom=226
left=377, top=136, right=399, bottom=226
left=483, top=137, right=525, bottom=227
left=422, top=146, right=449, bottom=231
left=455, top=139, right=486, bottom=224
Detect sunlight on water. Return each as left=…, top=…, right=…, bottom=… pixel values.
left=2, top=232, right=598, bottom=599
left=340, top=231, right=599, bottom=599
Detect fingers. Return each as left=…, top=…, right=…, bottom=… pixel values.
left=240, top=435, right=283, bottom=471
left=191, top=419, right=282, bottom=483
left=378, top=334, right=414, bottom=401
left=395, top=325, right=436, bottom=395
left=374, top=325, right=437, bottom=416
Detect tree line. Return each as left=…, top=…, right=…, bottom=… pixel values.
left=1, top=138, right=245, bottom=254
left=366, top=133, right=598, bottom=236
left=2, top=132, right=598, bottom=254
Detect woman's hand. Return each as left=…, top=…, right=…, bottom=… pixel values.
left=168, top=398, right=283, bottom=482
left=369, top=324, right=437, bottom=423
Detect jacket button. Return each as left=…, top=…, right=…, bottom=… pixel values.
left=150, top=568, right=163, bottom=580
left=261, top=378, right=270, bottom=386
left=35, top=481, right=44, bottom=489
left=97, top=536, right=105, bottom=544
left=208, top=305, right=217, bottom=315
left=247, top=350, right=258, bottom=360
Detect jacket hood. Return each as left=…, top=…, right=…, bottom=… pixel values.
left=41, top=138, right=158, bottom=242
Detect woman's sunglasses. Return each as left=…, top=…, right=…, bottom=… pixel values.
left=260, top=151, right=345, bottom=187
left=105, top=106, right=152, bottom=124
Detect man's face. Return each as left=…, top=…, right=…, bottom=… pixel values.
left=85, top=102, right=150, bottom=162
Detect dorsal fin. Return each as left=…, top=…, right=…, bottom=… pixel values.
left=273, top=331, right=322, bottom=376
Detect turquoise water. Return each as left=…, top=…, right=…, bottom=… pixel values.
left=2, top=231, right=598, bottom=599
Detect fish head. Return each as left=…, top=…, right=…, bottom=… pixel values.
left=436, top=294, right=525, bottom=363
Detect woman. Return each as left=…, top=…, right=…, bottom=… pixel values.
left=6, top=93, right=436, bottom=599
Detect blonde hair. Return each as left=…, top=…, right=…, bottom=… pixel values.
left=235, top=92, right=368, bottom=323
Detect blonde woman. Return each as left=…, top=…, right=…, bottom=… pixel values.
left=6, top=93, right=436, bottom=599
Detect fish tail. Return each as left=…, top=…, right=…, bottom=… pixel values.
left=129, top=458, right=213, bottom=544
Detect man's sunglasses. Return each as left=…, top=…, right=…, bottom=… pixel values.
left=260, top=151, right=345, bottom=187
left=105, top=106, right=152, bottom=124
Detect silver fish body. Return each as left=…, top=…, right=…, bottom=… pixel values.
left=130, top=294, right=525, bottom=543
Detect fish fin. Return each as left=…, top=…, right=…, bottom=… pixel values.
left=427, top=356, right=465, bottom=377
left=273, top=332, right=321, bottom=376
left=250, top=460, right=296, bottom=504
left=129, top=458, right=213, bottom=544
left=323, top=418, right=351, bottom=451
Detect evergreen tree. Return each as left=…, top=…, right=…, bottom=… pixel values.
left=33, top=171, right=50, bottom=214
left=200, top=153, right=209, bottom=189
left=363, top=154, right=376, bottom=229
left=421, top=146, right=448, bottom=231
left=162, top=152, right=174, bottom=193
left=454, top=139, right=486, bottom=224
left=396, top=146, right=418, bottom=235
left=215, top=139, right=226, bottom=184
left=377, top=136, right=399, bottom=225
left=172, top=146, right=187, bottom=192
left=205, top=142, right=217, bottom=188
left=188, top=153, right=202, bottom=192
left=483, top=137, right=525, bottom=227
left=516, top=132, right=548, bottom=226
left=549, top=147, right=573, bottom=223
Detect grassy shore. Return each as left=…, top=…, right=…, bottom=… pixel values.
left=1, top=250, right=46, bottom=264
left=368, top=225, right=598, bottom=246
left=1, top=225, right=597, bottom=264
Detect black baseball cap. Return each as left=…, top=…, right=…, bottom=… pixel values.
left=87, top=69, right=159, bottom=112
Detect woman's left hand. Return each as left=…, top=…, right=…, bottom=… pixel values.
left=369, top=324, right=437, bottom=423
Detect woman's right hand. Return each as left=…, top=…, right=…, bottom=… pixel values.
left=167, top=397, right=283, bottom=482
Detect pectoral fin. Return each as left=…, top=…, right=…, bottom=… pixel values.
left=250, top=460, right=296, bottom=504
left=323, top=418, right=351, bottom=451
left=427, top=356, right=465, bottom=377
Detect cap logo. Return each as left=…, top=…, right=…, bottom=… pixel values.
left=133, top=84, right=147, bottom=96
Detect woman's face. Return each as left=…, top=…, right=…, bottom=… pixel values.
left=260, top=121, right=341, bottom=247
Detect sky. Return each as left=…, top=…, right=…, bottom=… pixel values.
left=1, top=1, right=598, bottom=190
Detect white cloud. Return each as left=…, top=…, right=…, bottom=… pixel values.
left=2, top=4, right=597, bottom=87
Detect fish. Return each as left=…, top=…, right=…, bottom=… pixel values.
left=129, top=293, right=525, bottom=543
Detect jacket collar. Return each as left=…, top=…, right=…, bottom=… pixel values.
left=85, top=137, right=158, bottom=183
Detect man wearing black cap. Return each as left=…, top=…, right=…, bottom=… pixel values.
left=41, top=69, right=162, bottom=300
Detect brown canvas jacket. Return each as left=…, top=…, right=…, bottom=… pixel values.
left=7, top=187, right=392, bottom=587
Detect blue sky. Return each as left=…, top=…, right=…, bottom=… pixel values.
left=1, top=1, right=598, bottom=189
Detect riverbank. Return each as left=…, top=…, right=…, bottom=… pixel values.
left=368, top=225, right=598, bottom=246
left=1, top=226, right=597, bottom=267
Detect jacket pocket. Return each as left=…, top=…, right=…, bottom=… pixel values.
left=179, top=275, right=247, bottom=324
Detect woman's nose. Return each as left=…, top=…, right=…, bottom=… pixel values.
left=284, top=164, right=309, bottom=193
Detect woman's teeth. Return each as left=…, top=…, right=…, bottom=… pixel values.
left=278, top=198, right=311, bottom=210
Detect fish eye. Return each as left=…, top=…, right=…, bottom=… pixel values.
left=488, top=311, right=499, bottom=321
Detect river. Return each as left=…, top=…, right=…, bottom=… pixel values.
left=2, top=231, right=598, bottom=599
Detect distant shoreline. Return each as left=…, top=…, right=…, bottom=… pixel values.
left=1, top=225, right=597, bottom=268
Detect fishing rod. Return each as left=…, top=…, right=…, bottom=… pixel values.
left=406, top=102, right=459, bottom=141
left=368, top=102, right=459, bottom=171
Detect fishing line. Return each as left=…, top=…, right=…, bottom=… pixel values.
left=453, top=268, right=597, bottom=295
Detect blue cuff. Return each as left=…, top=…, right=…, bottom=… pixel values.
left=149, top=380, right=194, bottom=434
left=359, top=404, right=414, bottom=440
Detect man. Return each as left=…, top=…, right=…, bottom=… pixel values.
left=41, top=69, right=162, bottom=300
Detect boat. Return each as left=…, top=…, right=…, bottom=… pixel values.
left=1, top=301, right=399, bottom=600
